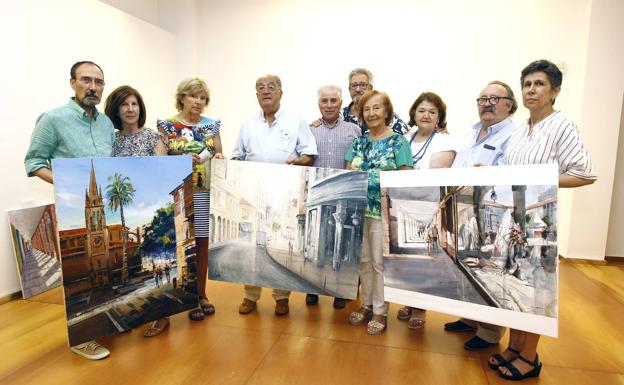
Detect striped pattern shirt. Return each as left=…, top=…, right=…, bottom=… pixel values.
left=310, top=119, right=360, bottom=169
left=503, top=111, right=596, bottom=180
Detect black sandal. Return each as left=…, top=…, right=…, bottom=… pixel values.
left=499, top=354, right=542, bottom=381
left=199, top=297, right=215, bottom=316
left=188, top=307, right=205, bottom=321
left=488, top=347, right=520, bottom=370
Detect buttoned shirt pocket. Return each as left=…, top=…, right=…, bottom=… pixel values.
left=276, top=129, right=296, bottom=153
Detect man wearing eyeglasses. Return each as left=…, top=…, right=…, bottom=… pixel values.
left=344, top=68, right=409, bottom=135
left=444, top=80, right=517, bottom=351
left=311, top=68, right=409, bottom=136
left=451, top=81, right=517, bottom=168
left=232, top=74, right=318, bottom=316
left=25, top=61, right=114, bottom=183
left=24, top=61, right=114, bottom=360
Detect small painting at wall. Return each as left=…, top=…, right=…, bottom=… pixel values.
left=52, top=156, right=195, bottom=346
left=7, top=203, right=62, bottom=298
left=381, top=165, right=559, bottom=337
left=207, top=159, right=367, bottom=299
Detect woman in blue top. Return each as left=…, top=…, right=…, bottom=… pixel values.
left=345, top=90, right=413, bottom=334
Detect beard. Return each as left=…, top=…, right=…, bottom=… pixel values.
left=78, top=92, right=100, bottom=107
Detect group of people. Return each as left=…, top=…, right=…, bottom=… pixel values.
left=152, top=260, right=172, bottom=288
left=24, top=59, right=596, bottom=381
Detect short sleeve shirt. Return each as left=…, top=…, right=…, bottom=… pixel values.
left=157, top=116, right=221, bottom=191
left=345, top=133, right=413, bottom=218
left=112, top=128, right=161, bottom=157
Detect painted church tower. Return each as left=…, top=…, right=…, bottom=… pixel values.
left=85, top=160, right=110, bottom=287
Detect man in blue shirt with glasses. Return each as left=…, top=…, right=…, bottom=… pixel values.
left=446, top=80, right=517, bottom=351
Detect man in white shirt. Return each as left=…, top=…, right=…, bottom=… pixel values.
left=232, top=74, right=318, bottom=316
left=446, top=80, right=517, bottom=350
left=452, top=81, right=517, bottom=168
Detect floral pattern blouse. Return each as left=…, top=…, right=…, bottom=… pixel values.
left=112, top=128, right=161, bottom=157
left=345, top=133, right=413, bottom=219
left=157, top=116, right=221, bottom=192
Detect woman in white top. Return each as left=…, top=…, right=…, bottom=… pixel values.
left=397, top=92, right=456, bottom=330
left=490, top=60, right=596, bottom=381
left=403, top=92, right=456, bottom=169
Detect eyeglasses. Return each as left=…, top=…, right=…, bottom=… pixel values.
left=256, top=83, right=280, bottom=93
left=349, top=82, right=369, bottom=90
left=77, top=76, right=105, bottom=87
left=476, top=95, right=512, bottom=106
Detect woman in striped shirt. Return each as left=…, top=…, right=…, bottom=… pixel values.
left=490, top=60, right=596, bottom=381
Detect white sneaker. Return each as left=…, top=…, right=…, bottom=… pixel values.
left=70, top=340, right=110, bottom=360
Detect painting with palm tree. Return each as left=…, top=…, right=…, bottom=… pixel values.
left=52, top=156, right=196, bottom=345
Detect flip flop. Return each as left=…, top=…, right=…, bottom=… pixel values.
left=143, top=317, right=170, bottom=337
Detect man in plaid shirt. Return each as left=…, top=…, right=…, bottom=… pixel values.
left=305, top=84, right=361, bottom=308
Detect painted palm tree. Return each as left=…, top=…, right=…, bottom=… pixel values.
left=105, top=173, right=136, bottom=284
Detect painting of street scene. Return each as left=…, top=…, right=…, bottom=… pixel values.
left=7, top=203, right=62, bottom=298
left=53, top=156, right=196, bottom=345
left=208, top=159, right=366, bottom=299
left=381, top=165, right=558, bottom=336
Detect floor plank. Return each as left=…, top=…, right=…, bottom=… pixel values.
left=0, top=260, right=623, bottom=384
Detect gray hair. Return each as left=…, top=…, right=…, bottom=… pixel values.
left=348, top=68, right=373, bottom=85
left=487, top=80, right=518, bottom=114
left=255, top=74, right=282, bottom=89
left=317, top=85, right=342, bottom=99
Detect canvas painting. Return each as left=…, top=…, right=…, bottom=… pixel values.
left=381, top=165, right=559, bottom=336
left=7, top=203, right=62, bottom=298
left=53, top=156, right=195, bottom=345
left=208, top=159, right=367, bottom=299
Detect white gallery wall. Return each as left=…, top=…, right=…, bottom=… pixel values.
left=1, top=0, right=622, bottom=298
left=193, top=0, right=621, bottom=261
left=0, top=0, right=178, bottom=298
left=568, top=0, right=624, bottom=259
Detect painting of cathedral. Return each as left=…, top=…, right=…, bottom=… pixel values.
left=7, top=203, right=61, bottom=298
left=52, top=156, right=197, bottom=346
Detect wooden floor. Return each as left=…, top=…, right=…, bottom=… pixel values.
left=1, top=259, right=623, bottom=385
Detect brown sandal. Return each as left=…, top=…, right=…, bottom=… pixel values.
left=367, top=314, right=387, bottom=335
left=143, top=317, right=170, bottom=337
left=348, top=306, right=373, bottom=325
left=408, top=308, right=426, bottom=329
left=397, top=306, right=412, bottom=320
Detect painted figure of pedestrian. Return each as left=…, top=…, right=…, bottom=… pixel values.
left=164, top=262, right=171, bottom=283
left=157, top=266, right=164, bottom=286
left=431, top=224, right=439, bottom=252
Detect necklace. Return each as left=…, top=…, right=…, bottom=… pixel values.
left=409, top=129, right=436, bottom=167
left=177, top=115, right=200, bottom=126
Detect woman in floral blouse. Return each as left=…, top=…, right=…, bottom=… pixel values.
left=157, top=77, right=223, bottom=322
left=105, top=85, right=166, bottom=157
left=345, top=90, right=413, bottom=334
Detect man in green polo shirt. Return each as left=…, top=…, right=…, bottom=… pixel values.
left=24, top=61, right=114, bottom=360
left=25, top=60, right=114, bottom=182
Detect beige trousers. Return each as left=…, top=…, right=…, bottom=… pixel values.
left=244, top=285, right=290, bottom=301
left=360, top=217, right=388, bottom=316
